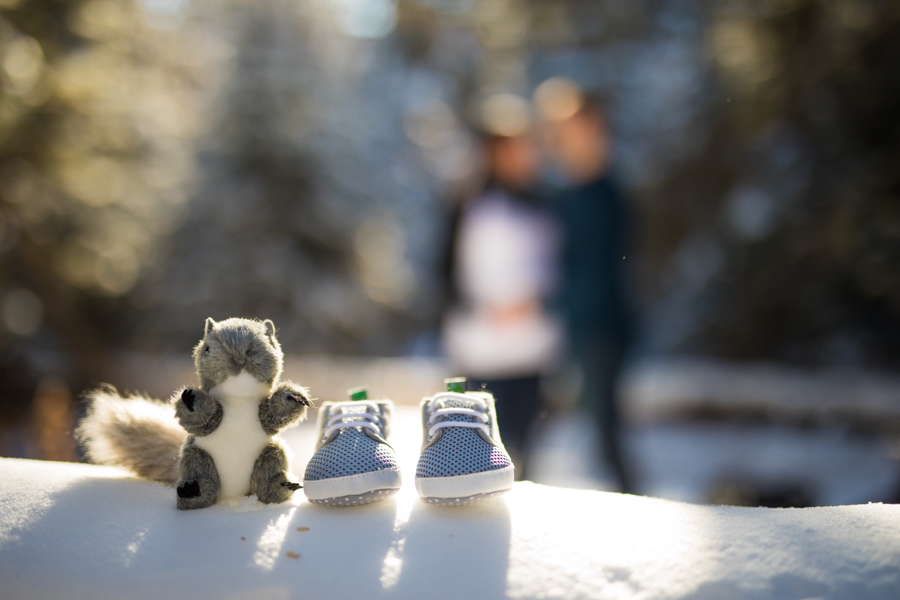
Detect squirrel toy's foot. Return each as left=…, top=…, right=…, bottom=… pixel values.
left=176, top=445, right=220, bottom=510
left=177, top=480, right=201, bottom=498
left=256, top=474, right=298, bottom=504
left=175, top=477, right=218, bottom=510
left=250, top=443, right=299, bottom=504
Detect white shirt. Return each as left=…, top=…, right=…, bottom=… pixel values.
left=444, top=190, right=563, bottom=378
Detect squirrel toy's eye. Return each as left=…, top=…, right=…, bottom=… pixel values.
left=204, top=345, right=210, bottom=354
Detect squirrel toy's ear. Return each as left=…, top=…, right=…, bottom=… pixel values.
left=204, top=318, right=217, bottom=336
left=262, top=319, right=276, bottom=337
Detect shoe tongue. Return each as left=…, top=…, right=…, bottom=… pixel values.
left=337, top=403, right=369, bottom=416
left=443, top=397, right=476, bottom=409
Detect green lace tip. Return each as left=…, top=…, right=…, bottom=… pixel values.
left=348, top=387, right=368, bottom=401
left=445, top=377, right=466, bottom=393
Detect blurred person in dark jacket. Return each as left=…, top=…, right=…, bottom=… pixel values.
left=536, top=79, right=636, bottom=493
left=442, top=94, right=563, bottom=480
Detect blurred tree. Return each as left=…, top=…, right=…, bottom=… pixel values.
left=0, top=0, right=206, bottom=453
left=667, top=1, right=900, bottom=368
left=516, top=0, right=900, bottom=370
left=136, top=0, right=434, bottom=355
left=1, top=0, right=898, bottom=462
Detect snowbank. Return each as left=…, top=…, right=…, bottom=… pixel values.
left=1, top=458, right=898, bottom=600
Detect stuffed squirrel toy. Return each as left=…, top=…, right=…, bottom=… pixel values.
left=76, top=317, right=311, bottom=510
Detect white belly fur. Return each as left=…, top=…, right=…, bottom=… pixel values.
left=194, top=372, right=274, bottom=500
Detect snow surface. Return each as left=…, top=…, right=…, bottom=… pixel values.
left=1, top=457, right=899, bottom=600
left=526, top=412, right=900, bottom=505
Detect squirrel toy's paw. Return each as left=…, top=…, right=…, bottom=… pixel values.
left=281, top=481, right=302, bottom=491
left=173, top=387, right=223, bottom=436
left=286, top=393, right=311, bottom=407
left=259, top=383, right=312, bottom=434
left=181, top=389, right=196, bottom=411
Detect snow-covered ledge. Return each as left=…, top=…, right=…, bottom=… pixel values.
left=1, top=458, right=898, bottom=600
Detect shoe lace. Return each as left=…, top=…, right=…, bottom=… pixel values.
left=426, top=392, right=490, bottom=438
left=324, top=401, right=384, bottom=438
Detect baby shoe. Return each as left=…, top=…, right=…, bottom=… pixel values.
left=303, top=388, right=402, bottom=506
left=414, top=378, right=515, bottom=505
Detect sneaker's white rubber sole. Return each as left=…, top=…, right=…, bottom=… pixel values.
left=304, top=468, right=402, bottom=505
left=415, top=466, right=514, bottom=504
left=307, top=488, right=400, bottom=507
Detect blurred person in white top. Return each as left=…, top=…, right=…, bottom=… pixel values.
left=443, top=96, right=563, bottom=480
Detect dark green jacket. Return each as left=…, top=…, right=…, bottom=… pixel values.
left=558, top=175, right=634, bottom=348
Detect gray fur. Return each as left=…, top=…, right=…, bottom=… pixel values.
left=176, top=440, right=221, bottom=510
left=172, top=387, right=223, bottom=436
left=192, top=317, right=283, bottom=391
left=75, top=385, right=185, bottom=485
left=76, top=317, right=310, bottom=510
left=259, top=381, right=311, bottom=435
left=249, top=441, right=299, bottom=504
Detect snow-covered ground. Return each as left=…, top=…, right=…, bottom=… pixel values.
left=2, top=457, right=900, bottom=600
left=527, top=413, right=900, bottom=506
left=3, top=388, right=899, bottom=600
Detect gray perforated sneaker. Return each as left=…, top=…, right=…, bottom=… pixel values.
left=414, top=378, right=515, bottom=505
left=303, top=388, right=402, bottom=506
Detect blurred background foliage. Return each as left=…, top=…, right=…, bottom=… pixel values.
left=0, top=0, right=898, bottom=454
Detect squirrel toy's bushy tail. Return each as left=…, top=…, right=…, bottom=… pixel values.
left=75, top=385, right=186, bottom=485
